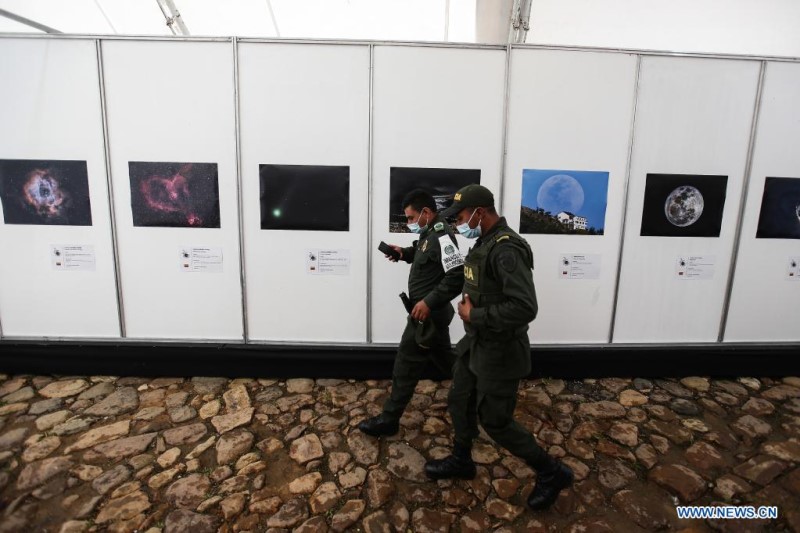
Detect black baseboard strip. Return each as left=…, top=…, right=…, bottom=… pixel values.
left=1, top=341, right=798, bottom=380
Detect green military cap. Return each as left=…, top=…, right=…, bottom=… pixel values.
left=441, top=184, right=494, bottom=218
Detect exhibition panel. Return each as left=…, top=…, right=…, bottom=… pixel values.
left=613, top=56, right=761, bottom=343
left=0, top=35, right=797, bottom=354
left=237, top=43, right=370, bottom=342
left=101, top=40, right=244, bottom=340
left=503, top=49, right=638, bottom=343
left=370, top=45, right=506, bottom=343
left=724, top=61, right=800, bottom=342
left=0, top=38, right=120, bottom=338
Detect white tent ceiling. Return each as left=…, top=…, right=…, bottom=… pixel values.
left=0, top=0, right=478, bottom=42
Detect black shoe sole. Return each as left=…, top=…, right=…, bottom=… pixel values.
left=527, top=468, right=574, bottom=510
left=357, top=424, right=399, bottom=437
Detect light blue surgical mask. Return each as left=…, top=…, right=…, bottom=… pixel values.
left=457, top=209, right=482, bottom=239
left=407, top=212, right=429, bottom=234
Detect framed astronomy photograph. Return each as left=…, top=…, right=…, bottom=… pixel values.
left=640, top=173, right=728, bottom=237
left=389, top=167, right=480, bottom=233
left=260, top=164, right=350, bottom=231
left=519, top=169, right=609, bottom=235
left=756, top=177, right=800, bottom=240
left=129, top=162, right=221, bottom=228
left=0, top=159, right=92, bottom=226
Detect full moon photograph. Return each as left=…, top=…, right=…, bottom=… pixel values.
left=640, top=173, right=728, bottom=237
left=520, top=169, right=609, bottom=235
left=664, top=185, right=704, bottom=227
left=756, top=177, right=800, bottom=239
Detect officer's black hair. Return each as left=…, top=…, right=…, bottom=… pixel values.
left=402, top=189, right=437, bottom=213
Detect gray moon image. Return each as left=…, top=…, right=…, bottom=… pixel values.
left=795, top=203, right=800, bottom=223
left=664, top=185, right=704, bottom=227
left=537, top=174, right=584, bottom=214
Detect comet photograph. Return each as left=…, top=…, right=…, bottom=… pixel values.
left=259, top=164, right=350, bottom=231
left=0, top=159, right=92, bottom=226
left=640, top=173, right=728, bottom=237
left=128, top=161, right=220, bottom=228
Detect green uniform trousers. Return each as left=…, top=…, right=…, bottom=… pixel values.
left=382, top=306, right=456, bottom=419
left=447, top=350, right=550, bottom=470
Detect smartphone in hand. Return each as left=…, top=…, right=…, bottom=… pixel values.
left=378, top=241, right=401, bottom=261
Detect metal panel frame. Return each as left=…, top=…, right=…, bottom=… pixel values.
left=0, top=33, right=796, bottom=348
left=608, top=55, right=642, bottom=342
left=232, top=37, right=249, bottom=342
left=718, top=61, right=768, bottom=341
left=96, top=39, right=127, bottom=338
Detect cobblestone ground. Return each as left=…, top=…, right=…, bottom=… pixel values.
left=0, top=374, right=799, bottom=532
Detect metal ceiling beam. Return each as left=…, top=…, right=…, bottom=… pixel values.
left=156, top=0, right=189, bottom=36
left=508, top=0, right=532, bottom=44
left=0, top=8, right=62, bottom=34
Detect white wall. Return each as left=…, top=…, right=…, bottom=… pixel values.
left=613, top=56, right=761, bottom=343
left=101, top=40, right=243, bottom=340
left=0, top=38, right=120, bottom=338
left=527, top=0, right=800, bottom=58
left=238, top=43, right=370, bottom=343
left=724, top=61, right=800, bottom=342
left=503, top=49, right=638, bottom=343
left=370, top=45, right=506, bottom=344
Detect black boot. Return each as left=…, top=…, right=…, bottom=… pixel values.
left=424, top=444, right=476, bottom=480
left=527, top=459, right=574, bottom=510
left=357, top=413, right=399, bottom=437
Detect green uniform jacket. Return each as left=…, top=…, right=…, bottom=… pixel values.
left=400, top=214, right=465, bottom=309
left=456, top=217, right=538, bottom=379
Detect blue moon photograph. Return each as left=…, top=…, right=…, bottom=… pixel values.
left=519, top=169, right=609, bottom=235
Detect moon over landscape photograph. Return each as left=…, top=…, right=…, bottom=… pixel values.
left=640, top=173, right=728, bottom=237
left=520, top=169, right=608, bottom=235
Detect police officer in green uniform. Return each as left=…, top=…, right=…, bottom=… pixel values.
left=358, top=189, right=465, bottom=437
left=424, top=184, right=573, bottom=511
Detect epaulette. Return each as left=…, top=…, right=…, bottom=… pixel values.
left=433, top=222, right=445, bottom=232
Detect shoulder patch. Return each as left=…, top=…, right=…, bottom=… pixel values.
left=438, top=235, right=464, bottom=273
left=434, top=221, right=445, bottom=231
left=420, top=239, right=429, bottom=253
left=497, top=249, right=518, bottom=273
left=496, top=235, right=510, bottom=243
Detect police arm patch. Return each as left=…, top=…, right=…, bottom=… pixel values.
left=438, top=235, right=464, bottom=272
left=497, top=249, right=518, bottom=272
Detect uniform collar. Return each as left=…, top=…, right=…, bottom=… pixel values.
left=419, top=213, right=443, bottom=238
left=475, top=217, right=508, bottom=245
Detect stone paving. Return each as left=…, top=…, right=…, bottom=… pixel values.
left=0, top=374, right=799, bottom=532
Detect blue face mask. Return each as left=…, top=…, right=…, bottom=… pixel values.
left=457, top=209, right=482, bottom=239
left=407, top=212, right=429, bottom=234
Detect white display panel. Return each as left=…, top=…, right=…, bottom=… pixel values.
left=0, top=38, right=120, bottom=338
left=503, top=49, right=638, bottom=344
left=724, top=62, right=800, bottom=342
left=614, top=57, right=761, bottom=343
left=101, top=40, right=243, bottom=340
left=371, top=45, right=506, bottom=343
left=238, top=43, right=370, bottom=342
